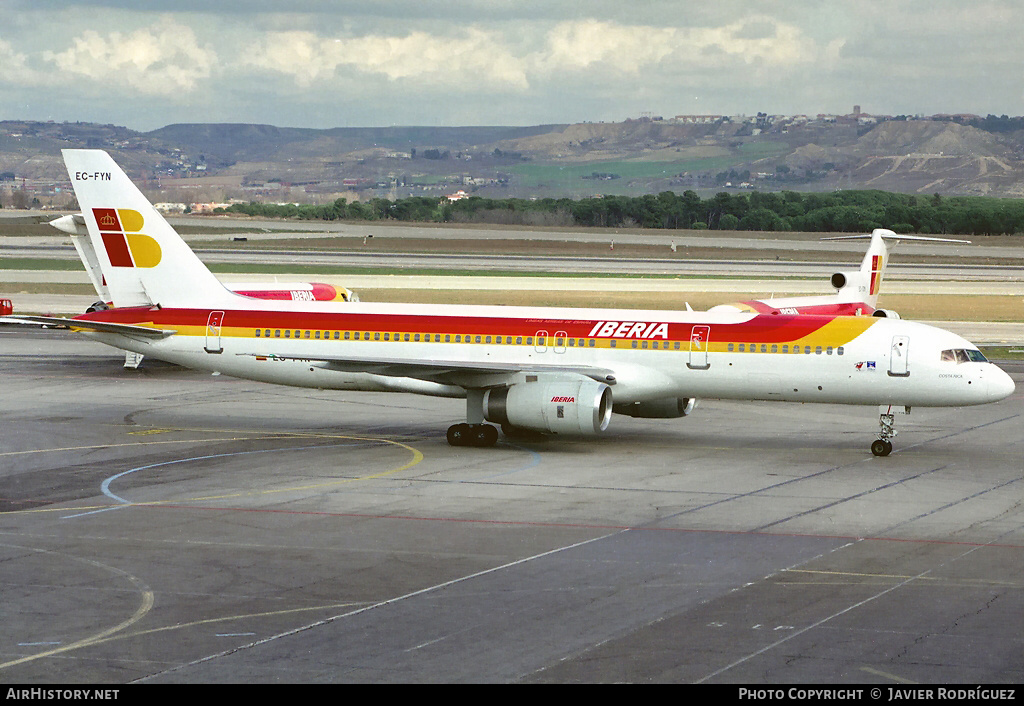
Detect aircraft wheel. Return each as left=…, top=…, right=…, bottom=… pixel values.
left=473, top=424, right=499, bottom=447
left=870, top=439, right=893, bottom=457
left=447, top=423, right=470, bottom=446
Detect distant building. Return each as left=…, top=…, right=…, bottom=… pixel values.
left=190, top=202, right=229, bottom=213
left=673, top=115, right=724, bottom=124
left=154, top=202, right=187, bottom=213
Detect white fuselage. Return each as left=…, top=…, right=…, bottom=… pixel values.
left=81, top=298, right=1014, bottom=410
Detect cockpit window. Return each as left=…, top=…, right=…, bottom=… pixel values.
left=941, top=348, right=988, bottom=364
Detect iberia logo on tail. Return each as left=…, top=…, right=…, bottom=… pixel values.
left=93, top=208, right=162, bottom=268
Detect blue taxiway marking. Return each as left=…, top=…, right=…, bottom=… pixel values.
left=61, top=442, right=366, bottom=519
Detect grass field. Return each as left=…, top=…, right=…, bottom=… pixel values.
left=352, top=289, right=1024, bottom=322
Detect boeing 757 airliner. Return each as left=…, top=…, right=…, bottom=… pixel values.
left=14, top=150, right=1014, bottom=457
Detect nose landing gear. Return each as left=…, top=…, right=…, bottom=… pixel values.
left=871, top=406, right=906, bottom=456
left=871, top=437, right=893, bottom=457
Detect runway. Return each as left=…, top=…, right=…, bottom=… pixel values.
left=1, top=331, right=1022, bottom=683
left=6, top=241, right=1024, bottom=279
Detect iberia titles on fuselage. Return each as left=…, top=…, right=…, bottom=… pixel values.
left=38, top=149, right=1015, bottom=455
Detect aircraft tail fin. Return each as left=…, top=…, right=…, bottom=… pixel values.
left=824, top=229, right=970, bottom=309
left=61, top=149, right=233, bottom=309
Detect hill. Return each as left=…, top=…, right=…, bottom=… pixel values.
left=3, top=115, right=1024, bottom=207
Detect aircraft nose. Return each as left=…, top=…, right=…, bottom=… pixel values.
left=988, top=365, right=1016, bottom=401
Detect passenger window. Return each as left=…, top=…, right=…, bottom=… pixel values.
left=255, top=329, right=261, bottom=337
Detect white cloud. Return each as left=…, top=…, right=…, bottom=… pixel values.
left=0, top=36, right=59, bottom=87
left=246, top=28, right=529, bottom=90
left=43, top=21, right=216, bottom=95
left=536, top=16, right=816, bottom=76
left=540, top=20, right=677, bottom=72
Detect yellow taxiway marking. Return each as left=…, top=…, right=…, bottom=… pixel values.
left=860, top=666, right=918, bottom=684
left=0, top=549, right=154, bottom=671
left=2, top=601, right=370, bottom=666
left=0, top=434, right=302, bottom=457
left=784, top=568, right=1021, bottom=588
left=4, top=430, right=424, bottom=516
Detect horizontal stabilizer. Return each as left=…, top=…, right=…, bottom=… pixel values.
left=5, top=315, right=174, bottom=339
left=822, top=230, right=971, bottom=244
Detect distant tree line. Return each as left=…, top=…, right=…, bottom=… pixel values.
left=216, top=189, right=1024, bottom=235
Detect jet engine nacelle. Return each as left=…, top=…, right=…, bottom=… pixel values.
left=872, top=309, right=901, bottom=319
left=830, top=271, right=855, bottom=290
left=613, top=397, right=696, bottom=419
left=483, top=379, right=612, bottom=436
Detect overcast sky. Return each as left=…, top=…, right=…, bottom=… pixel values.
left=2, top=0, right=1021, bottom=131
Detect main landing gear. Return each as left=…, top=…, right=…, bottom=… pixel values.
left=447, top=389, right=499, bottom=447
left=446, top=423, right=499, bottom=447
left=871, top=408, right=899, bottom=457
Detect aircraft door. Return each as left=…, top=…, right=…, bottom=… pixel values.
left=687, top=325, right=711, bottom=370
left=888, top=335, right=909, bottom=377
left=535, top=330, right=548, bottom=353
left=554, top=330, right=567, bottom=354
left=205, top=311, right=225, bottom=354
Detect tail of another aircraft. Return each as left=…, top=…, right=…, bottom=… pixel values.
left=62, top=149, right=234, bottom=309
left=825, top=229, right=970, bottom=310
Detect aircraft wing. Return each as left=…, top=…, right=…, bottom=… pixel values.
left=247, top=352, right=618, bottom=387
left=3, top=315, right=175, bottom=339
